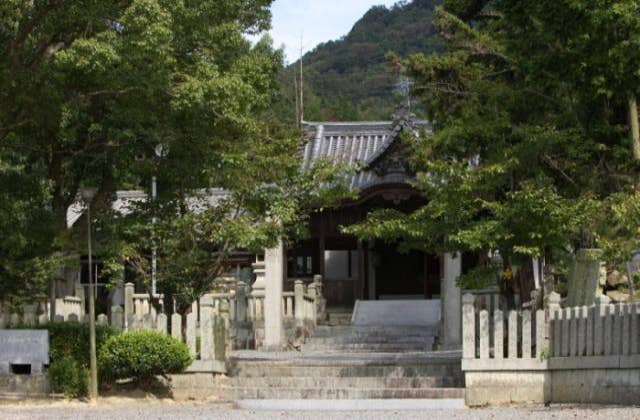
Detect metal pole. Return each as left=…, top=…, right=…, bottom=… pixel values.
left=87, top=204, right=98, bottom=399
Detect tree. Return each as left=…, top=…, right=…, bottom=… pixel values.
left=346, top=0, right=640, bottom=287
left=99, top=151, right=352, bottom=314
left=0, top=0, right=287, bottom=300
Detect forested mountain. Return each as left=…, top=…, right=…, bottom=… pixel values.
left=278, top=0, right=443, bottom=122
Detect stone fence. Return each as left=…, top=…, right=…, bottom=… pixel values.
left=462, top=292, right=640, bottom=406
left=0, top=296, right=230, bottom=374
left=0, top=275, right=326, bottom=362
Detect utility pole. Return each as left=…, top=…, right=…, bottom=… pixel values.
left=81, top=187, right=98, bottom=400
left=629, top=94, right=640, bottom=161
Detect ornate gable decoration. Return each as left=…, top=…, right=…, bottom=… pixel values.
left=369, top=106, right=418, bottom=178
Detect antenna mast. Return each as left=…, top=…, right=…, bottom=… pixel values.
left=299, top=34, right=304, bottom=126
left=294, top=66, right=299, bottom=129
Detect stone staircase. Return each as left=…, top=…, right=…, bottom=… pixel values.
left=216, top=322, right=465, bottom=402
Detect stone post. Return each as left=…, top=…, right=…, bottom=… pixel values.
left=200, top=296, right=214, bottom=361
left=594, top=294, right=610, bottom=356
left=124, top=282, right=134, bottom=330
left=547, top=291, right=561, bottom=357
left=219, top=299, right=232, bottom=359
left=251, top=258, right=266, bottom=320
left=441, top=252, right=462, bottom=349
left=75, top=282, right=86, bottom=318
left=264, top=239, right=284, bottom=349
left=171, top=313, right=182, bottom=341
left=567, top=249, right=603, bottom=307
left=313, top=274, right=326, bottom=321
left=110, top=306, right=124, bottom=329
left=307, top=283, right=318, bottom=326
left=22, top=304, right=37, bottom=327
left=294, top=280, right=304, bottom=326
left=235, top=281, right=247, bottom=323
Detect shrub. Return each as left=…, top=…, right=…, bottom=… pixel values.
left=98, top=330, right=192, bottom=384
left=43, top=322, right=118, bottom=367
left=47, top=356, right=87, bottom=397
left=38, top=322, right=119, bottom=397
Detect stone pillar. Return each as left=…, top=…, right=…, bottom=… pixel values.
left=307, top=283, right=318, bottom=326
left=294, top=280, right=305, bottom=325
left=547, top=291, right=562, bottom=357
left=200, top=296, right=214, bottom=361
left=462, top=293, right=475, bottom=359
left=251, top=258, right=266, bottom=321
left=235, top=281, right=247, bottom=323
left=567, top=249, right=602, bottom=307
left=441, top=252, right=462, bottom=349
left=313, top=274, right=326, bottom=320
left=124, top=282, right=134, bottom=330
left=110, top=306, right=124, bottom=329
left=264, top=239, right=284, bottom=349
left=75, top=282, right=86, bottom=317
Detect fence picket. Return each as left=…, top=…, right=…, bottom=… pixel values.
left=522, top=310, right=532, bottom=359
left=494, top=310, right=504, bottom=359
left=479, top=310, right=489, bottom=359
left=508, top=311, right=517, bottom=359
left=535, top=309, right=545, bottom=359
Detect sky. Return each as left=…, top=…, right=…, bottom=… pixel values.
left=263, top=0, right=400, bottom=63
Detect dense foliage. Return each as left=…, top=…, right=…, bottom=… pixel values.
left=347, top=0, right=640, bottom=285
left=275, top=0, right=443, bottom=122
left=98, top=330, right=192, bottom=384
left=47, top=355, right=87, bottom=398
left=42, top=322, right=118, bottom=397
left=0, top=0, right=350, bottom=304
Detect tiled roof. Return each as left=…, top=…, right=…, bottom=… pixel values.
left=301, top=111, right=432, bottom=191
left=66, top=188, right=230, bottom=228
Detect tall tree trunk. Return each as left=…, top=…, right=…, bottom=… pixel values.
left=629, top=94, right=640, bottom=161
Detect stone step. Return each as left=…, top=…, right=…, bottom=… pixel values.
left=324, top=312, right=353, bottom=326
left=229, top=350, right=461, bottom=364
left=230, top=363, right=462, bottom=379
left=218, top=376, right=463, bottom=389
left=216, top=386, right=465, bottom=400
left=301, top=343, right=434, bottom=352
left=312, top=325, right=438, bottom=334
left=304, top=336, right=435, bottom=345
left=237, top=398, right=467, bottom=411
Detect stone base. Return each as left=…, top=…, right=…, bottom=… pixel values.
left=465, top=371, right=550, bottom=406
left=168, top=373, right=220, bottom=401
left=551, top=369, right=640, bottom=405
left=0, top=374, right=50, bottom=397
left=464, top=362, right=640, bottom=406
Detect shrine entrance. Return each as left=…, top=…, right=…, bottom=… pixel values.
left=286, top=184, right=441, bottom=308
left=372, top=242, right=440, bottom=300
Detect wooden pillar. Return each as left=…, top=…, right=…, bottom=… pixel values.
left=318, top=233, right=325, bottom=279
left=367, top=240, right=376, bottom=300
left=423, top=254, right=431, bottom=299
left=355, top=241, right=365, bottom=301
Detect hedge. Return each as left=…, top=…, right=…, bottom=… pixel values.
left=99, top=330, right=192, bottom=384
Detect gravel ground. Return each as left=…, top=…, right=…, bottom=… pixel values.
left=1, top=400, right=640, bottom=420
